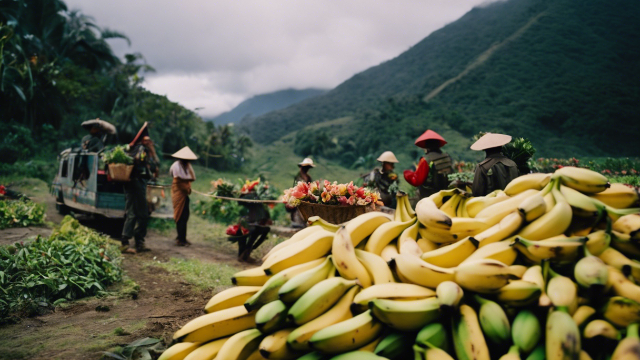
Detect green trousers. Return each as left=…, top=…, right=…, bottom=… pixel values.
left=122, top=178, right=149, bottom=247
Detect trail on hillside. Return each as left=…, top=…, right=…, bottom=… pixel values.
left=423, top=11, right=547, bottom=102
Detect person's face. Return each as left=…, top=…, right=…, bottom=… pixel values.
left=142, top=138, right=151, bottom=146
left=300, top=166, right=311, bottom=173
left=383, top=162, right=394, bottom=171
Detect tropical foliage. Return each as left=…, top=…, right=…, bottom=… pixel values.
left=0, top=198, right=46, bottom=229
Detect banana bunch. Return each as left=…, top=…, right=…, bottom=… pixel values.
left=162, top=167, right=640, bottom=360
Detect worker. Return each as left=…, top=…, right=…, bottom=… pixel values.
left=121, top=122, right=159, bottom=254
left=470, top=133, right=519, bottom=196
left=238, top=179, right=271, bottom=262
left=290, top=157, right=315, bottom=227
left=364, top=151, right=399, bottom=208
left=169, top=146, right=198, bottom=247
left=405, top=130, right=455, bottom=199
left=81, top=124, right=105, bottom=152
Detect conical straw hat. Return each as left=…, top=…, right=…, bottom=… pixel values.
left=415, top=129, right=446, bottom=148
left=298, top=158, right=316, bottom=167
left=377, top=151, right=399, bottom=163
left=470, top=133, right=512, bottom=151
left=172, top=146, right=198, bottom=160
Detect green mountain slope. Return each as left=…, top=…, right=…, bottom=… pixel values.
left=208, top=88, right=327, bottom=125
left=240, top=0, right=640, bottom=160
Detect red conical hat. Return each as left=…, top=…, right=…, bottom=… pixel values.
left=415, top=130, right=446, bottom=148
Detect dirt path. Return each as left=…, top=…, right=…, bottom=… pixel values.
left=0, top=191, right=263, bottom=360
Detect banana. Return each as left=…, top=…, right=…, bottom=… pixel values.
left=560, top=184, right=601, bottom=215
left=380, top=242, right=400, bottom=263
left=440, top=193, right=463, bottom=217
left=398, top=221, right=422, bottom=256
left=526, top=345, right=545, bottom=360
left=611, top=234, right=640, bottom=258
left=183, top=337, right=229, bottom=360
left=554, top=166, right=610, bottom=194
left=430, top=188, right=462, bottom=208
left=602, top=296, right=640, bottom=328
left=517, top=183, right=573, bottom=240
left=399, top=237, right=424, bottom=257
left=332, top=227, right=373, bottom=287
left=545, top=309, right=580, bottom=360
left=364, top=218, right=416, bottom=255
left=436, top=281, right=463, bottom=310
left=418, top=225, right=459, bottom=244
left=461, top=240, right=518, bottom=266
left=496, top=280, right=541, bottom=307
left=415, top=322, right=450, bottom=351
left=522, top=265, right=551, bottom=307
left=216, top=328, right=264, bottom=360
left=330, top=351, right=388, bottom=360
left=391, top=254, right=456, bottom=289
left=420, top=344, right=457, bottom=360
left=368, top=297, right=440, bottom=331
left=583, top=319, right=620, bottom=340
left=173, top=305, right=256, bottom=342
left=512, top=310, right=541, bottom=353
left=509, top=265, right=528, bottom=278
left=232, top=266, right=271, bottom=286
left=544, top=192, right=556, bottom=212
left=263, top=226, right=324, bottom=261
left=475, top=189, right=539, bottom=226
left=262, top=229, right=335, bottom=275
left=259, top=328, right=303, bottom=360
left=452, top=304, right=491, bottom=360
left=546, top=271, right=578, bottom=310
left=288, top=286, right=359, bottom=351
left=500, top=345, right=522, bottom=360
left=475, top=295, right=511, bottom=345
left=572, top=306, right=596, bottom=327
left=466, top=193, right=510, bottom=218
left=518, top=192, right=548, bottom=222
left=585, top=230, right=611, bottom=256
left=309, top=310, right=384, bottom=354
left=512, top=236, right=585, bottom=262
left=159, top=342, right=200, bottom=360
left=579, top=351, right=593, bottom=360
left=352, top=283, right=436, bottom=312
left=402, top=192, right=417, bottom=218
left=420, top=237, right=479, bottom=268
left=612, top=323, right=640, bottom=360
left=450, top=217, right=491, bottom=236
left=472, top=212, right=524, bottom=247
left=395, top=193, right=412, bottom=222
left=608, top=267, right=640, bottom=303
left=417, top=238, right=439, bottom=253
left=457, top=198, right=469, bottom=218
left=599, top=247, right=640, bottom=280
left=613, top=214, right=640, bottom=239
left=245, top=258, right=326, bottom=311
left=279, top=256, right=335, bottom=304
left=356, top=336, right=383, bottom=352
left=344, top=212, right=393, bottom=247
left=205, top=286, right=262, bottom=313
left=288, top=277, right=357, bottom=325
left=454, top=259, right=517, bottom=293
left=375, top=331, right=414, bottom=359
left=354, top=249, right=395, bottom=285
left=574, top=256, right=609, bottom=291
left=297, top=352, right=326, bottom=360
left=255, top=300, right=289, bottom=334
left=505, top=173, right=552, bottom=196
left=416, top=197, right=453, bottom=230
left=590, top=183, right=639, bottom=209
left=308, top=216, right=342, bottom=232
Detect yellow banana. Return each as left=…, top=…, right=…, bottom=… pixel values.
left=159, top=342, right=200, bottom=360
left=461, top=240, right=518, bottom=266
left=398, top=237, right=424, bottom=257
left=394, top=193, right=411, bottom=222
left=573, top=256, right=609, bottom=290
left=545, top=309, right=580, bottom=360
left=504, top=173, right=552, bottom=196
left=436, top=281, right=464, bottom=310
left=457, top=198, right=469, bottom=218
left=308, top=310, right=384, bottom=354
left=364, top=217, right=416, bottom=255
left=583, top=319, right=620, bottom=340
left=397, top=221, right=423, bottom=257
left=512, top=236, right=586, bottom=262
left=205, top=286, right=262, bottom=313
left=173, top=305, right=256, bottom=342
left=391, top=253, right=455, bottom=289
left=612, top=323, right=640, bottom=360
left=420, top=237, right=479, bottom=268
left=332, top=227, right=372, bottom=287
left=278, top=256, right=335, bottom=304
left=590, top=183, right=639, bottom=209
left=450, top=217, right=491, bottom=236
left=608, top=267, right=640, bottom=303
left=369, top=297, right=441, bottom=331
left=452, top=304, right=490, bottom=360
left=585, top=230, right=611, bottom=256
left=355, top=249, right=395, bottom=285
left=259, top=328, right=303, bottom=360
left=496, top=280, right=541, bottom=307
left=465, top=193, right=509, bottom=218
left=518, top=183, right=573, bottom=240
left=380, top=242, right=400, bottom=263
left=454, top=259, right=517, bottom=293
left=308, top=216, right=341, bottom=232
left=263, top=226, right=324, bottom=261
left=232, top=266, right=271, bottom=286
left=429, top=188, right=462, bottom=208
left=546, top=272, right=578, bottom=309
left=518, top=192, right=548, bottom=222
left=602, top=296, right=640, bottom=328
left=522, top=265, right=551, bottom=307
left=183, top=337, right=229, bottom=360
left=440, top=193, right=463, bottom=217
left=572, top=306, right=596, bottom=327
left=418, top=225, right=459, bottom=244
left=598, top=247, right=640, bottom=280
left=216, top=328, right=264, bottom=360
left=288, top=277, right=357, bottom=325
left=544, top=192, right=555, bottom=212
left=472, top=211, right=523, bottom=247
left=475, top=189, right=539, bottom=226
left=416, top=238, right=439, bottom=253
left=416, top=197, right=452, bottom=230
left=402, top=192, right=417, bottom=217
left=344, top=212, right=393, bottom=246
left=613, top=214, right=640, bottom=239
left=262, top=229, right=335, bottom=275
left=554, top=166, right=610, bottom=193
left=509, top=265, right=528, bottom=278
left=352, top=283, right=436, bottom=312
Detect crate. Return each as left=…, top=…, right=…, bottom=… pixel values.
left=107, top=163, right=133, bottom=182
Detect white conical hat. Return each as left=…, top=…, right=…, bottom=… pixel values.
left=377, top=151, right=399, bottom=163
left=470, top=133, right=512, bottom=151
left=298, top=158, right=315, bottom=167
left=172, top=146, right=198, bottom=160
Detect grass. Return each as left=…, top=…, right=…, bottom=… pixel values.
left=154, top=258, right=239, bottom=292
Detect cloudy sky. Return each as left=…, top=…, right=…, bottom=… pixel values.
left=66, top=0, right=492, bottom=118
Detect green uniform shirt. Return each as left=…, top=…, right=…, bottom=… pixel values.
left=472, top=153, right=519, bottom=196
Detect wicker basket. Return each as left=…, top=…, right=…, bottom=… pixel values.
left=297, top=201, right=371, bottom=225
left=107, top=163, right=133, bottom=182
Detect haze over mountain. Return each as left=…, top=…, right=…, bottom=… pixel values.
left=208, top=88, right=327, bottom=125
left=240, top=0, right=640, bottom=165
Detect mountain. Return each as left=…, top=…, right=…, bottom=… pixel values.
left=240, top=0, right=640, bottom=165
left=208, top=88, right=327, bottom=125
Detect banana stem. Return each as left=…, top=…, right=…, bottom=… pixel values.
left=627, top=323, right=639, bottom=339
left=508, top=345, right=520, bottom=355
left=540, top=178, right=557, bottom=196
left=473, top=294, right=490, bottom=305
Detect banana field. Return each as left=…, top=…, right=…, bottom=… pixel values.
left=160, top=166, right=640, bottom=360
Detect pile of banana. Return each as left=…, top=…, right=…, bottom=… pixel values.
left=160, top=166, right=640, bottom=360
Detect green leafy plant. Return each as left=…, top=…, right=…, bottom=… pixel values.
left=0, top=198, right=46, bottom=229
left=0, top=216, right=122, bottom=323
left=101, top=145, right=133, bottom=165
left=502, top=137, right=536, bottom=175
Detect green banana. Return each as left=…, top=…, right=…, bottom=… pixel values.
left=512, top=310, right=541, bottom=354
left=475, top=295, right=511, bottom=345
left=415, top=322, right=449, bottom=353
left=278, top=256, right=335, bottom=304
left=545, top=309, right=580, bottom=360
left=288, top=277, right=357, bottom=325
left=255, top=300, right=289, bottom=334
left=374, top=332, right=414, bottom=359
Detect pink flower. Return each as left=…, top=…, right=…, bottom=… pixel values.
left=321, top=191, right=332, bottom=203
left=622, top=170, right=628, bottom=175
left=347, top=196, right=356, bottom=205
left=324, top=180, right=332, bottom=191
left=338, top=196, right=348, bottom=205
left=356, top=187, right=366, bottom=199
left=347, top=182, right=356, bottom=196
left=291, top=182, right=309, bottom=199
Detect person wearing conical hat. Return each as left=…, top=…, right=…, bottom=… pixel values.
left=470, top=133, right=519, bottom=196
left=290, top=157, right=316, bottom=228
left=405, top=129, right=455, bottom=199
left=169, top=146, right=198, bottom=247
left=121, top=122, right=159, bottom=254
left=363, top=151, right=399, bottom=208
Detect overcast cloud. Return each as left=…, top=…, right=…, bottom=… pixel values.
left=65, top=0, right=491, bottom=117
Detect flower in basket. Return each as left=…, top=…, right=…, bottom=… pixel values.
left=226, top=224, right=249, bottom=236
left=282, top=180, right=382, bottom=208
left=241, top=179, right=260, bottom=194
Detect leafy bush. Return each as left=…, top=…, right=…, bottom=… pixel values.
left=0, top=198, right=46, bottom=229
left=102, top=145, right=133, bottom=165
left=194, top=198, right=246, bottom=226
left=0, top=216, right=122, bottom=323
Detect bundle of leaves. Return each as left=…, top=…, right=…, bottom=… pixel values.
left=502, top=137, right=536, bottom=174
left=102, top=145, right=133, bottom=165
left=0, top=216, right=122, bottom=323
left=0, top=198, right=46, bottom=229
left=194, top=198, right=246, bottom=225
